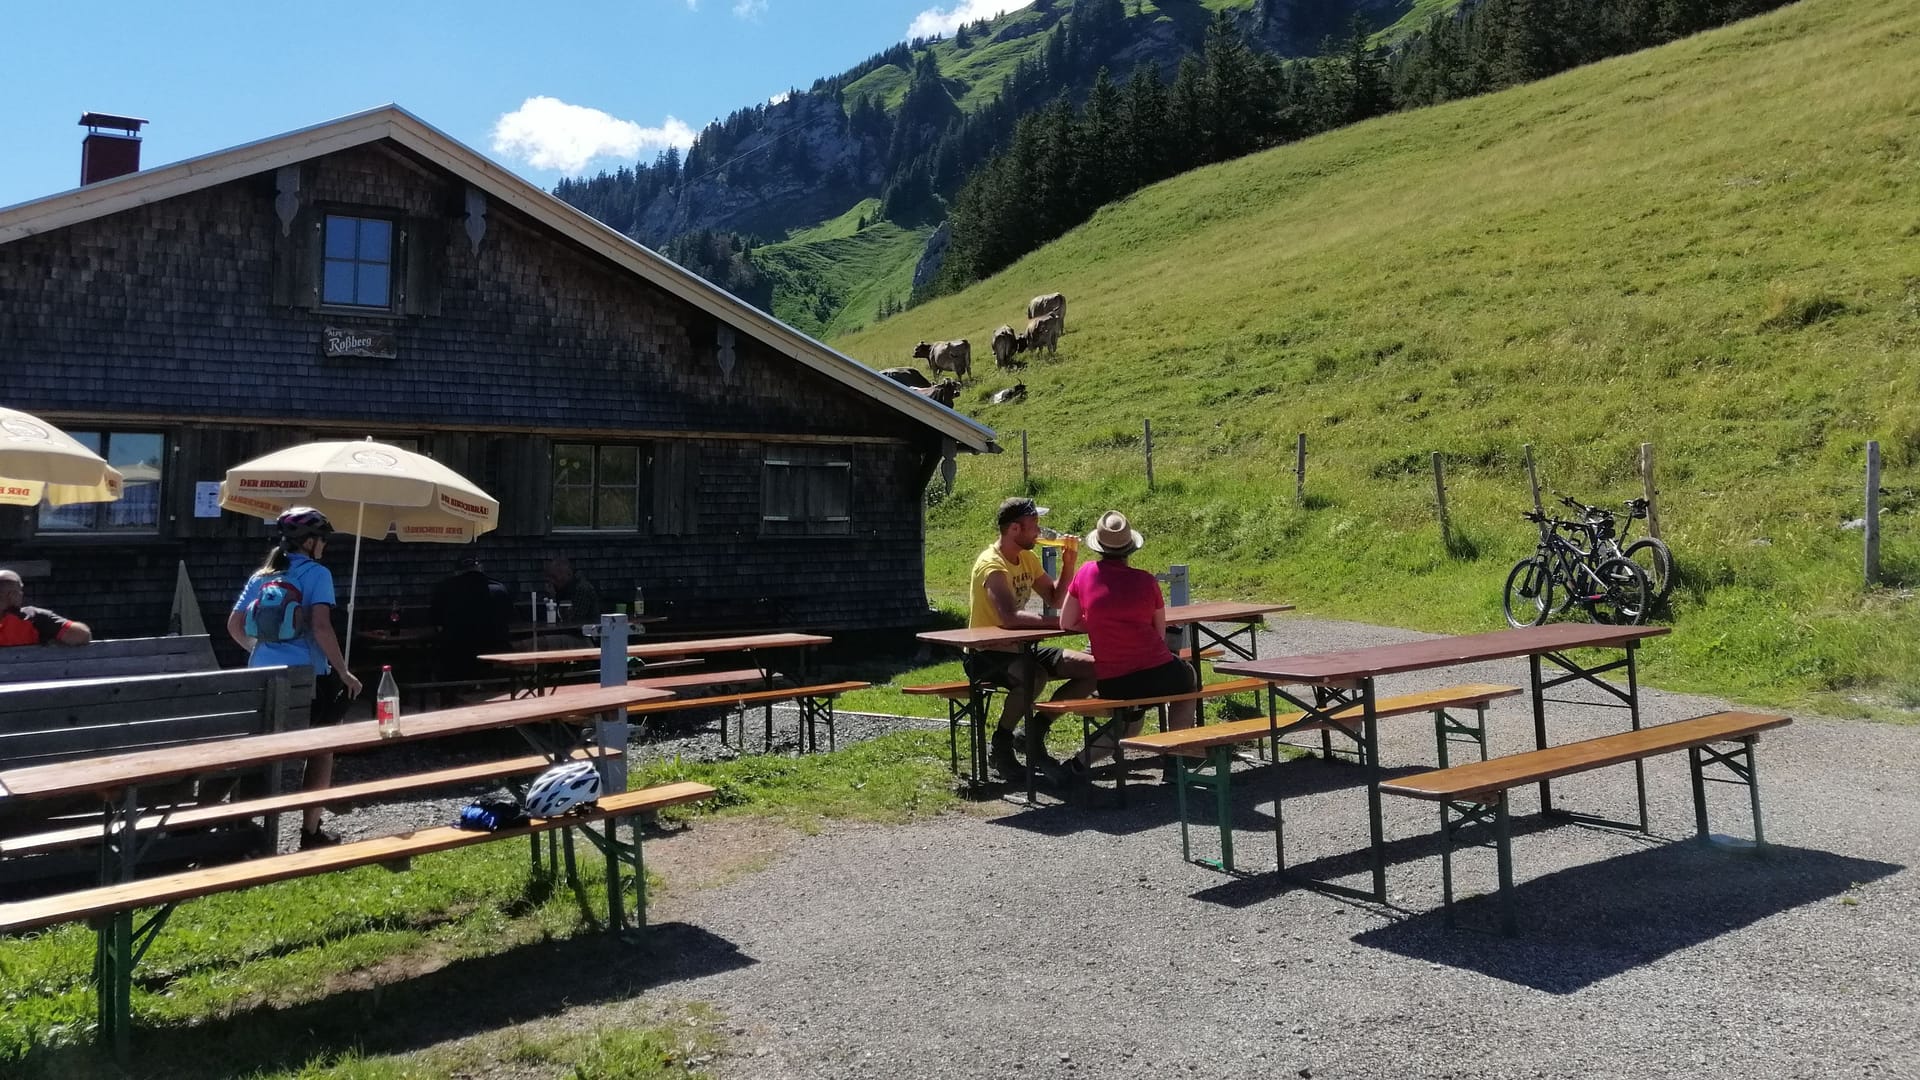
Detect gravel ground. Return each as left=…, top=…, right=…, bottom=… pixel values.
left=643, top=616, right=1920, bottom=1080
left=295, top=616, right=1920, bottom=1079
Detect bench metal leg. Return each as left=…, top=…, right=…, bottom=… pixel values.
left=92, top=901, right=176, bottom=1061
left=1434, top=706, right=1489, bottom=768
left=1439, top=794, right=1516, bottom=935
left=604, top=817, right=626, bottom=931
left=1627, top=646, right=1648, bottom=833
left=1173, top=746, right=1239, bottom=873
left=1688, top=736, right=1769, bottom=851
left=799, top=695, right=836, bottom=753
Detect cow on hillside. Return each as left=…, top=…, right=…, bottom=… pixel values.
left=1027, top=292, right=1066, bottom=333
left=912, top=339, right=973, bottom=382
left=990, top=325, right=1022, bottom=369
left=912, top=379, right=962, bottom=408
left=1022, top=313, right=1061, bottom=356
left=880, top=366, right=932, bottom=389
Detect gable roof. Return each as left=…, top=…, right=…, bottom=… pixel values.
left=0, top=105, right=997, bottom=454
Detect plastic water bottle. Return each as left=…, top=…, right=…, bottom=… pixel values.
left=376, top=666, right=401, bottom=738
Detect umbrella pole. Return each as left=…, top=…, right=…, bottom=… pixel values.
left=344, top=501, right=366, bottom=670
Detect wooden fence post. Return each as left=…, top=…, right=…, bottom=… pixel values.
left=1640, top=442, right=1663, bottom=541
left=1144, top=419, right=1155, bottom=491
left=1021, top=430, right=1030, bottom=494
left=1295, top=433, right=1307, bottom=506
left=1431, top=452, right=1450, bottom=543
left=1523, top=443, right=1543, bottom=515
left=1866, top=440, right=1882, bottom=589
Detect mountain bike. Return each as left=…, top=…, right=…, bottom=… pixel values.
left=1503, top=508, right=1652, bottom=628
left=1553, top=493, right=1675, bottom=605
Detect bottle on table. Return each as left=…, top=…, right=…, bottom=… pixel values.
left=633, top=585, right=645, bottom=617
left=388, top=598, right=401, bottom=634
left=376, top=665, right=401, bottom=738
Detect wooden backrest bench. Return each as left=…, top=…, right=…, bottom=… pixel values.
left=0, top=635, right=219, bottom=686
left=0, top=666, right=315, bottom=887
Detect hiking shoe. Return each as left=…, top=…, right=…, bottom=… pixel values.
left=1042, top=757, right=1089, bottom=787
left=299, top=828, right=341, bottom=851
left=988, top=732, right=1027, bottom=781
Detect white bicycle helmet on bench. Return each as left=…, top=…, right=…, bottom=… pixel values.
left=524, top=761, right=603, bottom=817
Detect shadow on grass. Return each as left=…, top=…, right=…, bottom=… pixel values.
left=15, top=921, right=755, bottom=1080
left=1351, top=842, right=1902, bottom=993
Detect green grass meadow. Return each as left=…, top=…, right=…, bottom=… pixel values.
left=757, top=198, right=931, bottom=339
left=837, top=0, right=1920, bottom=717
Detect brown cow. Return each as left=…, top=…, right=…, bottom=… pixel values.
left=1023, top=313, right=1061, bottom=356
left=911, top=378, right=962, bottom=408
left=880, top=366, right=932, bottom=389
left=912, top=339, right=972, bottom=382
left=1027, top=292, right=1066, bottom=333
left=990, top=325, right=1021, bottom=369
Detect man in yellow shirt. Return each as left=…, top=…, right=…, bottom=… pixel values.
left=967, top=497, right=1095, bottom=781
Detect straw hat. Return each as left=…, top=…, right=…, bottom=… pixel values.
left=1084, top=510, right=1144, bottom=555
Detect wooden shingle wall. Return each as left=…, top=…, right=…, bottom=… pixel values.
left=0, top=142, right=950, bottom=641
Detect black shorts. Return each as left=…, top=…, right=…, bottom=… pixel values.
left=1096, top=658, right=1196, bottom=703
left=964, top=645, right=1068, bottom=689
left=311, top=670, right=351, bottom=726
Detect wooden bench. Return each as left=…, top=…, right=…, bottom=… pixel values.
left=623, top=681, right=869, bottom=753
left=1031, top=677, right=1273, bottom=804
left=0, top=666, right=315, bottom=887
left=1118, top=683, right=1521, bottom=873
left=0, top=747, right=622, bottom=863
left=0, top=781, right=716, bottom=1058
left=0, top=634, right=219, bottom=685
left=904, top=647, right=1226, bottom=790
left=1380, top=710, right=1792, bottom=934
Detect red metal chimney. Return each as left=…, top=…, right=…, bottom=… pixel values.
left=79, top=112, right=147, bottom=185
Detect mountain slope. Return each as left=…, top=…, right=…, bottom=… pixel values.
left=755, top=200, right=930, bottom=338
left=835, top=0, right=1920, bottom=713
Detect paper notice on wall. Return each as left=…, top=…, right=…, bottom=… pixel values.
left=194, top=481, right=223, bottom=518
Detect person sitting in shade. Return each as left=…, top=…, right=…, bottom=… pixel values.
left=1052, top=510, right=1196, bottom=785
left=544, top=557, right=601, bottom=624
left=431, top=551, right=512, bottom=691
left=0, top=569, right=92, bottom=646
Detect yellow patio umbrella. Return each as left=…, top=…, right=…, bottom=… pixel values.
left=218, top=438, right=500, bottom=665
left=0, top=406, right=125, bottom=508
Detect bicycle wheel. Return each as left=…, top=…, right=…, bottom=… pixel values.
left=1546, top=549, right=1580, bottom=615
left=1503, top=555, right=1555, bottom=628
left=1623, top=538, right=1674, bottom=605
left=1587, top=556, right=1651, bottom=625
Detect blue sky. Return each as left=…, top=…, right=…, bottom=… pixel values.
left=1, top=0, right=1028, bottom=210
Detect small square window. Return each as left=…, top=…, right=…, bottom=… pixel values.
left=321, top=214, right=395, bottom=309
left=551, top=443, right=648, bottom=532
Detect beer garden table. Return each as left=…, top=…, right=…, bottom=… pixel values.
left=1212, top=622, right=1673, bottom=901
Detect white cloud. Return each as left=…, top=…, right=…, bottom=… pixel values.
left=768, top=89, right=792, bottom=106
left=907, top=0, right=1025, bottom=39
left=491, top=97, right=695, bottom=174
left=733, top=0, right=766, bottom=17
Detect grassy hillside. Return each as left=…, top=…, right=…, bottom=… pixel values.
left=756, top=199, right=930, bottom=338
left=835, top=0, right=1920, bottom=717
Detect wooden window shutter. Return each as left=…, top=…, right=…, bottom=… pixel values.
left=400, top=217, right=445, bottom=317
left=271, top=209, right=321, bottom=310
left=487, top=435, right=551, bottom=536
left=0, top=505, right=34, bottom=542
left=651, top=442, right=696, bottom=536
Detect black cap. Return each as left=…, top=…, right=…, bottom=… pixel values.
left=996, top=497, right=1047, bottom=530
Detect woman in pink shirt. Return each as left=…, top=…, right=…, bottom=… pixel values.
left=1053, top=510, right=1197, bottom=782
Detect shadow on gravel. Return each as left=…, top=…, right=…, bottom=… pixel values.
left=1185, top=814, right=1573, bottom=909
left=1352, top=842, right=1901, bottom=992
left=988, top=757, right=1432, bottom=839
left=15, top=922, right=754, bottom=1080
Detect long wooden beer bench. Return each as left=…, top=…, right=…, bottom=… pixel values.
left=1380, top=710, right=1791, bottom=934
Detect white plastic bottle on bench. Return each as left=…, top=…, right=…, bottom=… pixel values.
left=376, top=665, right=402, bottom=738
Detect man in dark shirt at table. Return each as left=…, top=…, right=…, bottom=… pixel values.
left=544, top=557, right=601, bottom=624
left=431, top=553, right=512, bottom=683
left=0, top=569, right=91, bottom=646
